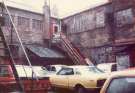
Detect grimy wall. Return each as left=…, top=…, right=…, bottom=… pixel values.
left=1, top=5, right=59, bottom=61
left=62, top=0, right=135, bottom=65
left=62, top=3, right=115, bottom=64
left=112, top=0, right=135, bottom=44
left=2, top=7, right=44, bottom=44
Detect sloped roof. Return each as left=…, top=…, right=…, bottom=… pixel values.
left=26, top=45, right=65, bottom=58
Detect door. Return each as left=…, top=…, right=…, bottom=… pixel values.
left=53, top=67, right=74, bottom=88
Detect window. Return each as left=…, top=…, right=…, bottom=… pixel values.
left=51, top=67, right=56, bottom=72
left=57, top=68, right=74, bottom=75
left=111, top=64, right=117, bottom=72
left=115, top=8, right=134, bottom=27
left=32, top=19, right=42, bottom=30
left=79, top=66, right=104, bottom=74
left=18, top=16, right=30, bottom=28
left=107, top=77, right=135, bottom=93
left=54, top=25, right=58, bottom=33
left=96, top=12, right=105, bottom=28
left=0, top=66, right=10, bottom=77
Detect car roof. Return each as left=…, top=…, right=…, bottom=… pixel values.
left=110, top=70, right=135, bottom=78
left=97, top=63, right=116, bottom=66
left=49, top=65, right=67, bottom=67
left=68, top=65, right=95, bottom=69
left=100, top=70, right=135, bottom=93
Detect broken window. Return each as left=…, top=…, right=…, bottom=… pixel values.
left=115, top=8, right=134, bottom=27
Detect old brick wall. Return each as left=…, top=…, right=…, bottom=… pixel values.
left=2, top=7, right=44, bottom=44
left=62, top=3, right=112, bottom=48
left=62, top=3, right=115, bottom=64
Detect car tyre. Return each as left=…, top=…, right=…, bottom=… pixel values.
left=75, top=86, right=86, bottom=93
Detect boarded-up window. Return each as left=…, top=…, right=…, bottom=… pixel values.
left=18, top=16, right=30, bottom=28
left=96, top=12, right=105, bottom=28
left=32, top=19, right=42, bottom=30
left=115, top=8, right=134, bottom=27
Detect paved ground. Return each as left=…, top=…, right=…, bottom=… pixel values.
left=48, top=90, right=73, bottom=93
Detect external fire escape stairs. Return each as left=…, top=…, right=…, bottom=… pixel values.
left=0, top=26, right=25, bottom=92
left=52, top=32, right=93, bottom=65
left=0, top=1, right=39, bottom=93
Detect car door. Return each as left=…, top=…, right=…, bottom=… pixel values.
left=53, top=67, right=74, bottom=88
left=68, top=68, right=80, bottom=89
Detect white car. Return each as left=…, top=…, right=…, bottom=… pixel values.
left=15, top=65, right=49, bottom=78
left=97, top=63, right=117, bottom=73
left=50, top=65, right=109, bottom=93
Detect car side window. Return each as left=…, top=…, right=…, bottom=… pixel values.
left=57, top=68, right=74, bottom=75
left=111, top=64, right=117, bottom=72
left=75, top=69, right=81, bottom=75
left=106, top=77, right=135, bottom=93
left=0, top=66, right=10, bottom=77
left=51, top=67, right=56, bottom=72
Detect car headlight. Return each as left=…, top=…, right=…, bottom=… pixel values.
left=97, top=79, right=106, bottom=87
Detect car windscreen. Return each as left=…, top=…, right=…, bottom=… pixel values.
left=106, top=77, right=135, bottom=93
left=79, top=66, right=104, bottom=74
left=87, top=67, right=104, bottom=73
left=0, top=65, right=10, bottom=77
left=16, top=65, right=48, bottom=77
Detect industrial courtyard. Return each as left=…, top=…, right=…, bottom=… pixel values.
left=0, top=0, right=134, bottom=93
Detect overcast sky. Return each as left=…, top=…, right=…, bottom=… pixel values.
left=5, top=0, right=108, bottom=18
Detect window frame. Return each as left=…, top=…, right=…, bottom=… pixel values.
left=114, top=8, right=134, bottom=28
left=57, top=67, right=74, bottom=75
left=17, top=16, right=30, bottom=30
left=32, top=19, right=43, bottom=30
left=53, top=24, right=59, bottom=34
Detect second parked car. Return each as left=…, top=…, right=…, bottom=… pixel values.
left=50, top=65, right=109, bottom=93
left=100, top=70, right=135, bottom=93
left=97, top=63, right=117, bottom=73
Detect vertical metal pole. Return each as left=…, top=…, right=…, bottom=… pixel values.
left=48, top=0, right=52, bottom=48
left=2, top=0, right=38, bottom=80
left=10, top=24, right=13, bottom=44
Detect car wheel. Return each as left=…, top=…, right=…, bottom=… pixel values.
left=76, top=86, right=86, bottom=93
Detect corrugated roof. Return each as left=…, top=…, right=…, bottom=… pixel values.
left=26, top=45, right=65, bottom=58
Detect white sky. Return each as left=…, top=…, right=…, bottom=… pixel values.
left=4, top=0, right=108, bottom=18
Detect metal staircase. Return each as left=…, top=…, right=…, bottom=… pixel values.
left=0, top=1, right=38, bottom=92
left=52, top=32, right=93, bottom=65
left=0, top=26, right=24, bottom=92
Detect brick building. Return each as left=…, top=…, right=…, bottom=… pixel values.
left=0, top=1, right=69, bottom=65
left=62, top=2, right=114, bottom=64
left=1, top=0, right=135, bottom=69
left=61, top=0, right=135, bottom=69
left=111, top=0, right=135, bottom=70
